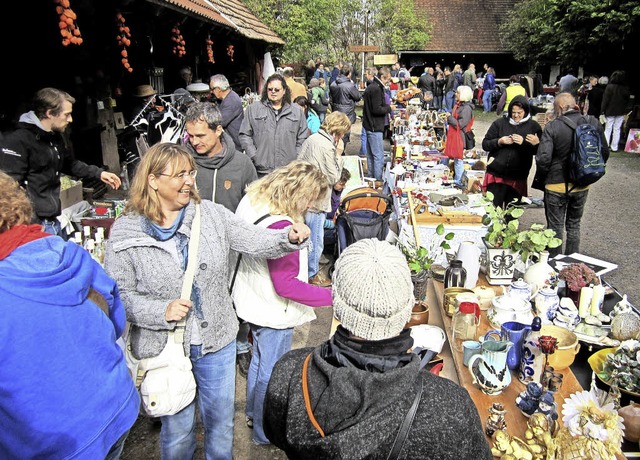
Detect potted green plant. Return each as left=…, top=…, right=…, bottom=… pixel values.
left=397, top=223, right=455, bottom=300
left=513, top=224, right=562, bottom=264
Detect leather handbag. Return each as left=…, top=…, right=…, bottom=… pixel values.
left=124, top=204, right=201, bottom=417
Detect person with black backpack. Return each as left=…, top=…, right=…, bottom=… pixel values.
left=535, top=93, right=609, bottom=257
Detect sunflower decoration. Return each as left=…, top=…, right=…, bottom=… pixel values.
left=54, top=0, right=83, bottom=46
left=553, top=389, right=624, bottom=460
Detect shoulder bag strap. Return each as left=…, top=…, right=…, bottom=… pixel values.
left=302, top=352, right=326, bottom=438
left=387, top=379, right=424, bottom=460
left=173, top=203, right=201, bottom=345
left=228, top=213, right=272, bottom=296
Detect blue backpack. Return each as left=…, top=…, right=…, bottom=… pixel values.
left=560, top=116, right=606, bottom=188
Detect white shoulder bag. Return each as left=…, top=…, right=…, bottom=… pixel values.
left=125, top=204, right=200, bottom=417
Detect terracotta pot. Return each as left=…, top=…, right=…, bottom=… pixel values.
left=619, top=402, right=640, bottom=442
left=406, top=302, right=430, bottom=328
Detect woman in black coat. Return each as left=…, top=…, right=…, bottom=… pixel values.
left=482, top=95, right=542, bottom=208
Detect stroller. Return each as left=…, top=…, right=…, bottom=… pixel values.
left=334, top=187, right=394, bottom=256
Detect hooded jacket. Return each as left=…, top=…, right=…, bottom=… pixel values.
left=329, top=75, right=362, bottom=123
left=264, top=328, right=492, bottom=460
left=0, top=236, right=139, bottom=459
left=0, top=112, right=104, bottom=219
left=187, top=131, right=257, bottom=212
left=239, top=100, right=309, bottom=176
left=482, top=95, right=542, bottom=180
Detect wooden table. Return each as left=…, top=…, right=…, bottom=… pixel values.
left=427, top=276, right=584, bottom=446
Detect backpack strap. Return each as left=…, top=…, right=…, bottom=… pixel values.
left=558, top=116, right=582, bottom=194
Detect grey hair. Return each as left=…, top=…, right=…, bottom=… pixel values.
left=184, top=102, right=223, bottom=129
left=210, top=74, right=230, bottom=91
left=598, top=76, right=609, bottom=85
left=457, top=85, right=473, bottom=102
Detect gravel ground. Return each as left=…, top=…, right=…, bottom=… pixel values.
left=121, top=107, right=639, bottom=459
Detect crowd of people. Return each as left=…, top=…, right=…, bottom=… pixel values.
left=0, top=56, right=634, bottom=459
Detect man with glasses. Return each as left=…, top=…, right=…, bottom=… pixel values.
left=0, top=87, right=121, bottom=238
left=209, top=74, right=244, bottom=151
left=239, top=74, right=309, bottom=176
left=184, top=102, right=257, bottom=377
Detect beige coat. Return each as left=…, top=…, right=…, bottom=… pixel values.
left=298, top=129, right=342, bottom=212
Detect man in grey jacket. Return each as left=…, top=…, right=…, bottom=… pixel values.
left=239, top=74, right=309, bottom=177
left=329, top=64, right=362, bottom=148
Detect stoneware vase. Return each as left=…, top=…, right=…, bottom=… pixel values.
left=524, top=251, right=556, bottom=292
left=534, top=287, right=560, bottom=324
left=468, top=339, right=513, bottom=395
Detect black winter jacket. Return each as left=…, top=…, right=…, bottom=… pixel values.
left=536, top=109, right=610, bottom=185
left=363, top=78, right=392, bottom=133
left=601, top=83, right=631, bottom=117
left=264, top=327, right=492, bottom=460
left=482, top=96, right=542, bottom=180
left=0, top=112, right=103, bottom=219
left=329, top=75, right=362, bottom=123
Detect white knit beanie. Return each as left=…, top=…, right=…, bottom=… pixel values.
left=332, top=239, right=415, bottom=341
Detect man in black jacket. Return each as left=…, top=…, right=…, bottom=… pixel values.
left=417, top=67, right=436, bottom=103
left=329, top=64, right=362, bottom=147
left=363, top=67, right=395, bottom=181
left=0, top=87, right=121, bottom=237
left=536, top=92, right=609, bottom=256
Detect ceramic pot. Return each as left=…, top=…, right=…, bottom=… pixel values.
left=473, top=285, right=497, bottom=311
left=534, top=287, right=560, bottom=324
left=487, top=294, right=534, bottom=329
left=540, top=324, right=580, bottom=370
left=406, top=302, right=430, bottom=328
left=468, top=339, right=513, bottom=395
left=619, top=402, right=640, bottom=442
left=524, top=251, right=557, bottom=292
left=506, top=278, right=538, bottom=302
left=455, top=241, right=481, bottom=289
left=484, top=242, right=518, bottom=285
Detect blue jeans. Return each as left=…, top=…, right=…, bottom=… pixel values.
left=40, top=218, right=66, bottom=239
left=433, top=96, right=443, bottom=110
left=445, top=91, right=455, bottom=112
left=544, top=189, right=589, bottom=257
left=483, top=89, right=494, bottom=112
left=366, top=130, right=385, bottom=181
left=104, top=430, right=130, bottom=460
left=453, top=159, right=465, bottom=185
left=305, top=210, right=326, bottom=278
left=236, top=320, right=252, bottom=354
left=160, top=342, right=236, bottom=460
left=246, top=324, right=294, bottom=444
left=359, top=127, right=368, bottom=156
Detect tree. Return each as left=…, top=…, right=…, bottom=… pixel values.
left=500, top=0, right=640, bottom=70
left=243, top=0, right=431, bottom=67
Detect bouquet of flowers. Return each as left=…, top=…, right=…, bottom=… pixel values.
left=558, top=263, right=600, bottom=291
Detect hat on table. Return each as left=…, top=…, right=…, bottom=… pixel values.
left=134, top=84, right=156, bottom=98
left=332, top=239, right=414, bottom=341
left=186, top=82, right=211, bottom=93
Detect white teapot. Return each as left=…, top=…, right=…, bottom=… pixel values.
left=487, top=294, right=534, bottom=329
left=504, top=278, right=538, bottom=302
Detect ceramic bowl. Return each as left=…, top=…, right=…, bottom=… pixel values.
left=540, top=324, right=580, bottom=370
left=443, top=287, right=474, bottom=317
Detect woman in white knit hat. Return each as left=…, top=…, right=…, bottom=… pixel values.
left=263, top=238, right=492, bottom=459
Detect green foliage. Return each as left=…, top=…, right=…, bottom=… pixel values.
left=244, top=0, right=431, bottom=68
left=397, top=223, right=455, bottom=274
left=499, top=0, right=640, bottom=69
left=513, top=223, right=562, bottom=262
left=482, top=192, right=524, bottom=249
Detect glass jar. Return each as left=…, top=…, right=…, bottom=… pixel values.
left=452, top=301, right=479, bottom=352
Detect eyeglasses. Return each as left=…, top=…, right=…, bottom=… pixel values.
left=267, top=87, right=282, bottom=93
left=158, top=170, right=198, bottom=180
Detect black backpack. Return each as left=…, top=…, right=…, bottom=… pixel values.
left=560, top=116, right=606, bottom=189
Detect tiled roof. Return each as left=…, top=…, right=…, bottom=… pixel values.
left=413, top=0, right=517, bottom=53
left=157, top=0, right=284, bottom=45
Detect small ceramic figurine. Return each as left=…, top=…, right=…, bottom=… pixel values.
left=486, top=402, right=507, bottom=437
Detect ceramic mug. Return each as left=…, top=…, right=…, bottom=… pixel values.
left=463, top=340, right=482, bottom=367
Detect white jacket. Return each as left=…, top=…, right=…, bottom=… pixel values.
left=232, top=197, right=316, bottom=329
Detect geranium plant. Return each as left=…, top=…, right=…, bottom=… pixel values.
left=558, top=263, right=600, bottom=291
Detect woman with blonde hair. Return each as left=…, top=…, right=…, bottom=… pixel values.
left=298, top=111, right=351, bottom=286
left=0, top=171, right=139, bottom=459
left=104, top=143, right=310, bottom=459
left=232, top=160, right=333, bottom=445
left=444, top=85, right=474, bottom=186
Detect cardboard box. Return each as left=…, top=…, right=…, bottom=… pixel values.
left=60, top=181, right=83, bottom=209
